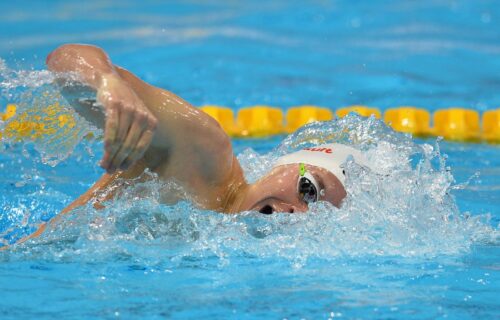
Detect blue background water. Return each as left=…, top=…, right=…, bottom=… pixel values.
left=1, top=0, right=500, bottom=111
left=0, top=1, right=499, bottom=319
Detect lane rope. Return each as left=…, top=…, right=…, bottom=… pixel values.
left=1, top=104, right=499, bottom=143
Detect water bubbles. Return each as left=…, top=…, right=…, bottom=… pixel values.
left=237, top=147, right=275, bottom=183
left=0, top=58, right=6, bottom=74
left=0, top=61, right=496, bottom=266
left=0, top=61, right=97, bottom=166
left=5, top=114, right=497, bottom=266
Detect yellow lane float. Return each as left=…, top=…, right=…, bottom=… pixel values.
left=200, top=105, right=237, bottom=136
left=236, top=106, right=284, bottom=137
left=1, top=104, right=17, bottom=121
left=433, top=108, right=480, bottom=142
left=482, top=109, right=500, bottom=143
left=336, top=105, right=381, bottom=119
left=384, top=107, right=431, bottom=137
left=285, top=106, right=333, bottom=133
left=1, top=103, right=76, bottom=142
left=2, top=103, right=499, bottom=143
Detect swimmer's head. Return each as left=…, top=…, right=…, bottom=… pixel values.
left=237, top=143, right=369, bottom=214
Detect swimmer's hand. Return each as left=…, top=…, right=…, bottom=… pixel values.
left=97, top=73, right=158, bottom=173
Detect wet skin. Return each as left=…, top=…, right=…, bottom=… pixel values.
left=13, top=43, right=349, bottom=246
left=43, top=44, right=348, bottom=215
left=238, top=164, right=347, bottom=214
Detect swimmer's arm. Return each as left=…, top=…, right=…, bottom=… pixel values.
left=47, top=44, right=158, bottom=173
left=47, top=44, right=243, bottom=199
left=111, top=62, right=243, bottom=200
left=116, top=66, right=240, bottom=184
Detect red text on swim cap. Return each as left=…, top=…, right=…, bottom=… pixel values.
left=304, top=147, right=332, bottom=154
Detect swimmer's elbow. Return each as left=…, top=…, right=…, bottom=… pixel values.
left=46, top=44, right=109, bottom=72
left=46, top=45, right=65, bottom=71
left=46, top=44, right=83, bottom=70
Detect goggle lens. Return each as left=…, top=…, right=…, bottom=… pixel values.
left=297, top=163, right=319, bottom=203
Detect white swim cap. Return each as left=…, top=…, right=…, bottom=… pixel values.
left=273, top=143, right=369, bottom=186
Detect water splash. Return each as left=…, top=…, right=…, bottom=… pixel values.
left=1, top=115, right=495, bottom=268
left=0, top=62, right=496, bottom=266
left=0, top=61, right=96, bottom=166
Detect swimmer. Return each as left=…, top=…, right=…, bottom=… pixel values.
left=18, top=44, right=370, bottom=243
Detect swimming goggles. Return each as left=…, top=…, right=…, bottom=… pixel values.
left=297, top=163, right=320, bottom=203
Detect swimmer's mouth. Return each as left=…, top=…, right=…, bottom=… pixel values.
left=258, top=205, right=274, bottom=215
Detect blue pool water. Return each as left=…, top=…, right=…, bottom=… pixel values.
left=1, top=1, right=499, bottom=319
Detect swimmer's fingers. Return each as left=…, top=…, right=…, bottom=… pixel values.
left=105, top=103, right=134, bottom=172
left=101, top=104, right=119, bottom=171
left=117, top=103, right=134, bottom=144
left=121, top=129, right=155, bottom=169
left=110, top=110, right=157, bottom=171
left=110, top=115, right=145, bottom=171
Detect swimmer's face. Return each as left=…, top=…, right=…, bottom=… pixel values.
left=239, top=164, right=347, bottom=214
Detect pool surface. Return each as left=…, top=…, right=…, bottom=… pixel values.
left=1, top=1, right=499, bottom=319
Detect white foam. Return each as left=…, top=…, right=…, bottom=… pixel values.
left=6, top=116, right=496, bottom=267
left=0, top=62, right=496, bottom=265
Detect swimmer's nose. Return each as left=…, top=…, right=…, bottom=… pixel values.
left=274, top=202, right=308, bottom=214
